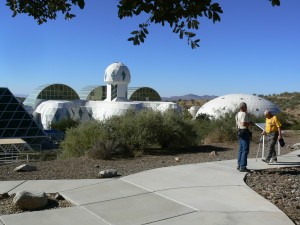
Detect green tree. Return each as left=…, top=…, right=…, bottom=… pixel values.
left=5, top=0, right=280, bottom=49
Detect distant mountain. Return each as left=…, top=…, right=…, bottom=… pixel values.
left=162, top=94, right=217, bottom=101
left=15, top=94, right=28, bottom=98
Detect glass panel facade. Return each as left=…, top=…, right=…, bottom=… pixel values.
left=78, top=85, right=107, bottom=101
left=0, top=88, right=47, bottom=139
left=23, top=84, right=80, bottom=108
left=128, top=87, right=161, bottom=101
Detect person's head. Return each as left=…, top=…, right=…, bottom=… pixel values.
left=264, top=109, right=273, bottom=119
left=239, top=102, right=247, bottom=112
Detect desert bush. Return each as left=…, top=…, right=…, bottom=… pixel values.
left=207, top=111, right=238, bottom=143
left=59, top=121, right=108, bottom=158
left=105, top=110, right=162, bottom=151
left=51, top=118, right=79, bottom=132
left=88, top=140, right=124, bottom=160
left=156, top=109, right=197, bottom=148
left=39, top=150, right=60, bottom=161
left=194, top=111, right=238, bottom=144
left=291, top=122, right=300, bottom=130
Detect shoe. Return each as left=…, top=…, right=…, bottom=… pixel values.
left=239, top=167, right=251, bottom=172
left=262, top=159, right=270, bottom=163
left=272, top=158, right=277, bottom=163
left=237, top=166, right=240, bottom=170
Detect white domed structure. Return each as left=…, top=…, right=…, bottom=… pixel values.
left=188, top=106, right=201, bottom=118
left=195, top=94, right=280, bottom=118
left=104, top=62, right=131, bottom=84
left=104, top=62, right=131, bottom=102
left=34, top=100, right=86, bottom=129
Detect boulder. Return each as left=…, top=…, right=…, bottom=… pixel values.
left=98, top=169, right=118, bottom=178
left=13, top=191, right=48, bottom=210
left=0, top=192, right=9, bottom=200
left=14, top=164, right=37, bottom=172
left=54, top=193, right=65, bottom=200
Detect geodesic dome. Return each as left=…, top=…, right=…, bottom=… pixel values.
left=195, top=94, right=280, bottom=118
left=84, top=101, right=143, bottom=121
left=104, top=62, right=131, bottom=85
left=34, top=100, right=88, bottom=129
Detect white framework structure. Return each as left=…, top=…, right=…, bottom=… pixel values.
left=0, top=139, right=33, bottom=163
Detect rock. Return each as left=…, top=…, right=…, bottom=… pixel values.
left=54, top=193, right=65, bottom=200
left=95, top=165, right=100, bottom=168
left=210, top=151, right=217, bottom=156
left=98, top=169, right=118, bottom=178
left=13, top=191, right=48, bottom=210
left=174, top=157, right=180, bottom=162
left=14, top=164, right=37, bottom=172
left=0, top=192, right=9, bottom=199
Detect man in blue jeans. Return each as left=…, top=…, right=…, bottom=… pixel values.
left=235, top=102, right=253, bottom=172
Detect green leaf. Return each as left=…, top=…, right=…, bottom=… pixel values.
left=185, top=32, right=196, bottom=38
left=133, top=36, right=140, bottom=45
left=271, top=0, right=280, bottom=6
left=77, top=0, right=85, bottom=9
left=139, top=35, right=144, bottom=43
left=131, top=31, right=139, bottom=35
left=143, top=28, right=149, bottom=34
left=187, top=20, right=191, bottom=29
left=179, top=30, right=183, bottom=39
left=141, top=31, right=146, bottom=38
left=192, top=20, right=199, bottom=29
left=212, top=12, right=221, bottom=23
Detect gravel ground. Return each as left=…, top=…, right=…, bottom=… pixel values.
left=245, top=167, right=300, bottom=225
left=0, top=134, right=299, bottom=223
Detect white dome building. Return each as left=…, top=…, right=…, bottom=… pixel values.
left=25, top=62, right=182, bottom=129
left=104, top=62, right=131, bottom=102
left=34, top=100, right=87, bottom=129
left=188, top=106, right=201, bottom=118
left=195, top=94, right=280, bottom=118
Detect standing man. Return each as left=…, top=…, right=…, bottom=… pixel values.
left=262, top=110, right=282, bottom=163
left=236, top=102, right=253, bottom=172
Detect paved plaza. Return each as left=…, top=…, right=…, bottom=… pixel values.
left=1, top=150, right=299, bottom=225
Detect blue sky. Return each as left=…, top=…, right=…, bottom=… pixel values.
left=1, top=1, right=299, bottom=97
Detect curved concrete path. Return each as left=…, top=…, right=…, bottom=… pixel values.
left=0, top=150, right=299, bottom=225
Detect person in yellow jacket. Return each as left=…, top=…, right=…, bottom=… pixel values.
left=262, top=109, right=282, bottom=163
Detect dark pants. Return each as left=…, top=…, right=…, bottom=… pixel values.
left=266, top=132, right=278, bottom=161
left=237, top=129, right=250, bottom=169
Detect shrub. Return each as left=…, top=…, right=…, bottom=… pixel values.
left=156, top=109, right=197, bottom=148
left=51, top=118, right=79, bottom=132
left=194, top=111, right=238, bottom=144
left=105, top=110, right=162, bottom=151
left=60, top=109, right=200, bottom=158
left=88, top=140, right=124, bottom=160
left=59, top=121, right=108, bottom=158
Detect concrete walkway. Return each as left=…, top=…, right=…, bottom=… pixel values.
left=1, top=150, right=299, bottom=225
